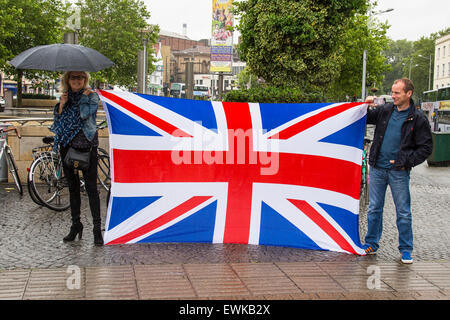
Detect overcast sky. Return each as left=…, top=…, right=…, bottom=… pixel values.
left=143, top=0, right=449, bottom=42
left=374, top=0, right=449, bottom=40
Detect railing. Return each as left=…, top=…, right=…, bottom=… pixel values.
left=0, top=118, right=54, bottom=125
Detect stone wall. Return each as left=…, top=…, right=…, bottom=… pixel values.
left=14, top=99, right=58, bottom=108
left=5, top=125, right=109, bottom=183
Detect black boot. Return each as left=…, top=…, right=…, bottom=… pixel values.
left=63, top=223, right=83, bottom=242
left=93, top=227, right=104, bottom=246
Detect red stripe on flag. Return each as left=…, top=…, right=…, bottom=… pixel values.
left=98, top=90, right=192, bottom=137
left=268, top=102, right=363, bottom=140
left=288, top=199, right=358, bottom=255
left=112, top=150, right=362, bottom=199
left=106, top=196, right=212, bottom=245
left=221, top=101, right=254, bottom=244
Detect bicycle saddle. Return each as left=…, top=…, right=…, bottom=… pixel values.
left=43, top=136, right=55, bottom=144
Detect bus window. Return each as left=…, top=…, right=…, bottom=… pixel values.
left=423, top=89, right=437, bottom=102
left=437, top=86, right=450, bottom=101
left=193, top=85, right=210, bottom=98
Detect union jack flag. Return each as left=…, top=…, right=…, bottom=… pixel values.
left=98, top=90, right=367, bottom=255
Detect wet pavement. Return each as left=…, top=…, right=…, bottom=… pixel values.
left=1, top=160, right=450, bottom=300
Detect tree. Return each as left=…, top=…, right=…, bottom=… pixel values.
left=234, top=0, right=368, bottom=89
left=75, top=0, right=159, bottom=88
left=0, top=1, right=23, bottom=67
left=381, top=27, right=450, bottom=102
left=327, top=13, right=391, bottom=101
left=0, top=0, right=67, bottom=107
left=236, top=66, right=261, bottom=89
left=408, top=36, right=435, bottom=101
left=381, top=39, right=414, bottom=95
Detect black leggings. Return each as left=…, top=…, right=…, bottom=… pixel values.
left=60, top=146, right=101, bottom=229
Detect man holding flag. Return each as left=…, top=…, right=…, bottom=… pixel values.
left=363, top=78, right=433, bottom=264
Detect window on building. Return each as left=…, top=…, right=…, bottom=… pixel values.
left=438, top=48, right=440, bottom=59
left=444, top=46, right=447, bottom=57
left=448, top=62, right=450, bottom=76
left=443, top=64, right=445, bottom=77
left=437, top=65, right=439, bottom=78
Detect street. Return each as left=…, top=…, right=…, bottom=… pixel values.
left=1, top=161, right=449, bottom=270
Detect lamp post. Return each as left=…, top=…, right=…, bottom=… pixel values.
left=404, top=57, right=418, bottom=79
left=138, top=29, right=151, bottom=94
left=418, top=54, right=432, bottom=91
left=361, top=8, right=393, bottom=100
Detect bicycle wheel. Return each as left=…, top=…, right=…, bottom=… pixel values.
left=27, top=166, right=45, bottom=206
left=106, top=187, right=111, bottom=209
left=5, top=145, right=23, bottom=196
left=363, top=164, right=370, bottom=206
left=97, top=151, right=110, bottom=192
left=29, top=155, right=70, bottom=211
left=28, top=151, right=56, bottom=206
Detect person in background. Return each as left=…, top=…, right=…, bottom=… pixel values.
left=363, top=78, right=432, bottom=264
left=50, top=71, right=103, bottom=246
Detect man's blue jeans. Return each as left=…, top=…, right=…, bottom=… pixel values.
left=364, top=166, right=413, bottom=253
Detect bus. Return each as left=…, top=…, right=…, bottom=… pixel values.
left=421, top=86, right=450, bottom=131
left=193, top=85, right=210, bottom=99
left=170, top=83, right=185, bottom=98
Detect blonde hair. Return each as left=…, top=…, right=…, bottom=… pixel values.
left=60, top=71, right=90, bottom=92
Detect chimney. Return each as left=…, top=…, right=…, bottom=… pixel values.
left=182, top=23, right=187, bottom=37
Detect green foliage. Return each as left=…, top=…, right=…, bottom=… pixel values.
left=234, top=0, right=368, bottom=88
left=21, top=93, right=55, bottom=100
left=0, top=1, right=23, bottom=67
left=75, top=0, right=159, bottom=88
left=223, top=86, right=323, bottom=103
left=327, top=13, right=391, bottom=101
left=0, top=0, right=66, bottom=68
left=381, top=39, right=414, bottom=94
left=0, top=0, right=67, bottom=107
left=236, top=66, right=261, bottom=89
left=381, top=27, right=450, bottom=101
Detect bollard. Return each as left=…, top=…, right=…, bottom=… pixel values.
left=0, top=123, right=12, bottom=181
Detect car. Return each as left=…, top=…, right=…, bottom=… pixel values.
left=378, top=95, right=394, bottom=104
left=53, top=92, right=62, bottom=100
left=0, top=97, right=5, bottom=106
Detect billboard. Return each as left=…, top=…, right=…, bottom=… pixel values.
left=211, top=0, right=233, bottom=73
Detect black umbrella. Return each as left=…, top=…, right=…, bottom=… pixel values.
left=9, top=43, right=114, bottom=72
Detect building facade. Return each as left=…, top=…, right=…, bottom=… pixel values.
left=434, top=34, right=450, bottom=89
left=149, top=42, right=163, bottom=95
left=159, top=30, right=208, bottom=51
left=172, top=45, right=211, bottom=84
left=156, top=27, right=245, bottom=97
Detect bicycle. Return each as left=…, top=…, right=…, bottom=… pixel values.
left=360, top=137, right=372, bottom=209
left=28, top=135, right=110, bottom=211
left=0, top=126, right=23, bottom=195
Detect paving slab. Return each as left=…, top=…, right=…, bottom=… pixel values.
left=1, top=161, right=450, bottom=301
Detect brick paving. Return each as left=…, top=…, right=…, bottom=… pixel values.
left=1, top=261, right=450, bottom=300
left=1, top=161, right=450, bottom=300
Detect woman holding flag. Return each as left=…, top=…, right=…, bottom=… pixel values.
left=51, top=71, right=103, bottom=246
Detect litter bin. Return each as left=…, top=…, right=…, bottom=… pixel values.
left=427, top=132, right=450, bottom=167
left=0, top=123, right=12, bottom=182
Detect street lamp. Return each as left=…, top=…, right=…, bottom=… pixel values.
left=361, top=8, right=394, bottom=100
left=138, top=28, right=151, bottom=94
left=418, top=54, right=433, bottom=91
left=403, top=57, right=418, bottom=79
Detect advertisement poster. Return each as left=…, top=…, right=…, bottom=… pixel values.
left=439, top=100, right=450, bottom=110
left=211, top=0, right=233, bottom=73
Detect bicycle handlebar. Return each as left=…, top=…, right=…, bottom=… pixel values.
left=96, top=120, right=108, bottom=130
left=0, top=127, right=21, bottom=139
